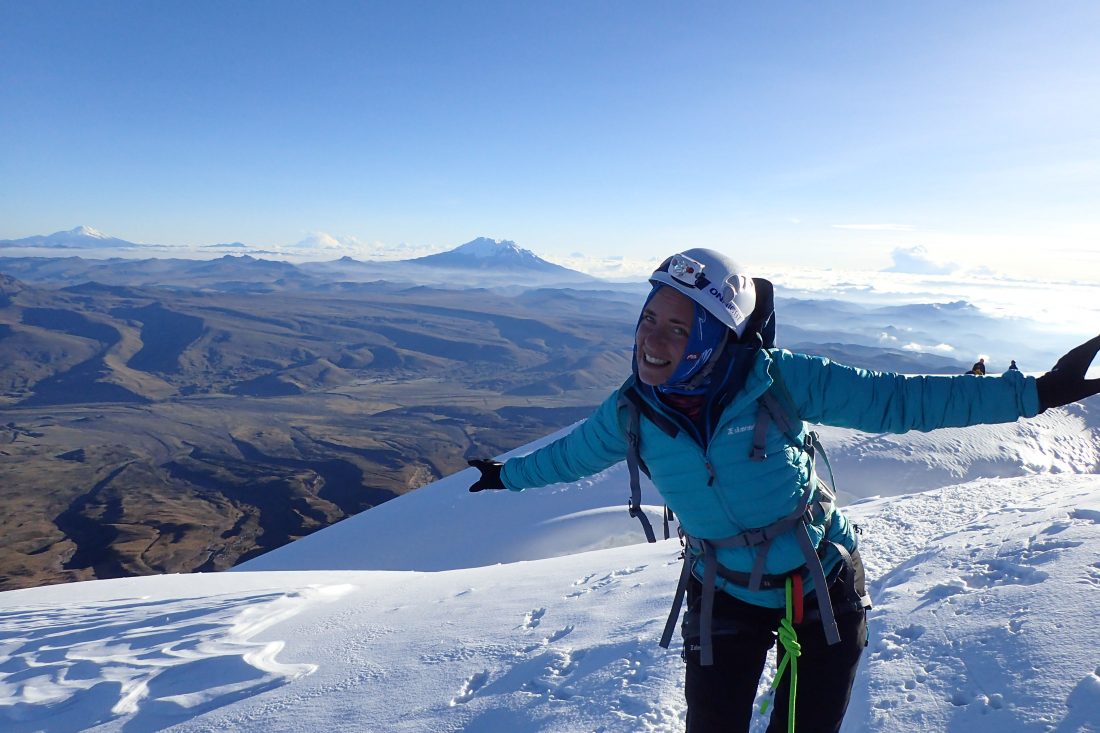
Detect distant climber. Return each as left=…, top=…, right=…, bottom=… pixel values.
left=1009, top=360, right=1019, bottom=371
left=971, top=357, right=987, bottom=375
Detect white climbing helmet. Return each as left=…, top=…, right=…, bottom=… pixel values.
left=649, top=248, right=757, bottom=337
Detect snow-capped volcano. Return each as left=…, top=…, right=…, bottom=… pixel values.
left=406, top=237, right=593, bottom=279
left=453, top=237, right=530, bottom=259
left=59, top=225, right=111, bottom=240
left=0, top=226, right=140, bottom=250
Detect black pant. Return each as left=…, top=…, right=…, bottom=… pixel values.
left=682, top=552, right=869, bottom=733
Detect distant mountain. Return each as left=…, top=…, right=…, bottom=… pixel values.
left=201, top=242, right=250, bottom=250
left=0, top=254, right=317, bottom=292
left=0, top=226, right=142, bottom=250
left=0, top=271, right=24, bottom=295
left=297, top=238, right=597, bottom=288
left=784, top=340, right=970, bottom=374
left=405, top=237, right=593, bottom=279
left=0, top=272, right=24, bottom=306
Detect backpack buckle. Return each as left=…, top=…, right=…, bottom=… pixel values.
left=742, top=527, right=768, bottom=546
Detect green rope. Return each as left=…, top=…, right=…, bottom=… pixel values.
left=759, top=576, right=801, bottom=733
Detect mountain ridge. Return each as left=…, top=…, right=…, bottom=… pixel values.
left=0, top=230, right=597, bottom=284
left=2, top=228, right=584, bottom=267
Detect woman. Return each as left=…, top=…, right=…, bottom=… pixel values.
left=468, top=248, right=1099, bottom=733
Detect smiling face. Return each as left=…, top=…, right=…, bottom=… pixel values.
left=635, top=285, right=695, bottom=386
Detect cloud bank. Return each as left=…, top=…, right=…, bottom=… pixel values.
left=881, top=245, right=959, bottom=275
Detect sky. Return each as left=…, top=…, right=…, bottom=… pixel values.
left=2, top=1, right=1100, bottom=282
left=2, top=401, right=1098, bottom=732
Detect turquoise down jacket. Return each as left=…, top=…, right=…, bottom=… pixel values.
left=501, top=348, right=1041, bottom=608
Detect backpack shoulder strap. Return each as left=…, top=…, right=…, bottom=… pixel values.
left=763, top=350, right=801, bottom=426
left=749, top=352, right=839, bottom=483
left=750, top=350, right=803, bottom=459
left=618, top=378, right=679, bottom=438
left=617, top=377, right=677, bottom=543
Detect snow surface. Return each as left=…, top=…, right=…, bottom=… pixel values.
left=453, top=238, right=525, bottom=258
left=62, top=226, right=110, bottom=240
left=2, top=404, right=1099, bottom=732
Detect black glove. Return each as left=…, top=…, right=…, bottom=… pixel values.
left=1036, top=334, right=1100, bottom=412
left=467, top=459, right=506, bottom=492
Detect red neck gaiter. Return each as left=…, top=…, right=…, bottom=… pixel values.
left=658, top=391, right=707, bottom=423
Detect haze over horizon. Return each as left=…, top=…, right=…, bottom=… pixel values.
left=4, top=225, right=1099, bottom=338
left=3, top=2, right=1099, bottom=283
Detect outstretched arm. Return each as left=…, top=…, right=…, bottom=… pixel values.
left=1036, top=334, right=1100, bottom=411
left=771, top=349, right=1041, bottom=434
left=778, top=336, right=1100, bottom=434
left=468, top=389, right=630, bottom=493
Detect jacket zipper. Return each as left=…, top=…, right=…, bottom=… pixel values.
left=639, top=385, right=737, bottom=520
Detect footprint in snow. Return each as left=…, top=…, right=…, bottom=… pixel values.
left=563, top=566, right=648, bottom=599
left=545, top=625, right=574, bottom=643
left=450, top=670, right=490, bottom=705
left=1084, top=563, right=1100, bottom=588
left=961, top=558, right=1049, bottom=589
left=1070, top=507, right=1100, bottom=525
left=522, top=608, right=546, bottom=629
left=522, top=649, right=587, bottom=699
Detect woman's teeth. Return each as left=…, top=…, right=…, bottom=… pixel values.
left=644, top=353, right=670, bottom=366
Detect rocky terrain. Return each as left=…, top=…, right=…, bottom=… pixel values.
left=0, top=269, right=636, bottom=590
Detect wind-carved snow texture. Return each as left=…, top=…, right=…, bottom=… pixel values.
left=0, top=583, right=351, bottom=732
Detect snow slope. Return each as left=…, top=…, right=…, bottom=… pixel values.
left=846, top=475, right=1100, bottom=732
left=1, top=403, right=1098, bottom=733
left=237, top=401, right=1100, bottom=574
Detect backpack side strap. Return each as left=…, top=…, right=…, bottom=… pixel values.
left=618, top=381, right=679, bottom=544
left=624, top=393, right=658, bottom=544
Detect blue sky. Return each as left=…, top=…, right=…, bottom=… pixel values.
left=2, top=1, right=1098, bottom=280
